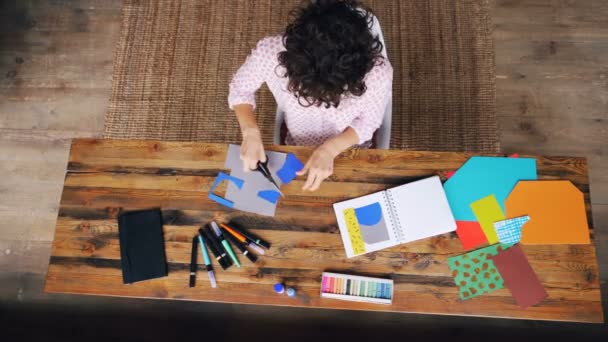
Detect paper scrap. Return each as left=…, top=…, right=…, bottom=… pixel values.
left=456, top=221, right=488, bottom=251
left=470, top=195, right=505, bottom=244
left=448, top=244, right=511, bottom=300
left=257, top=190, right=281, bottom=204
left=493, top=216, right=529, bottom=244
left=506, top=180, right=590, bottom=244
left=444, top=157, right=537, bottom=221
left=354, top=202, right=382, bottom=226
left=276, top=152, right=304, bottom=184
left=491, top=244, right=548, bottom=308
left=343, top=208, right=366, bottom=255
left=208, top=172, right=244, bottom=208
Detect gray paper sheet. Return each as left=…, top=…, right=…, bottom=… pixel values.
left=359, top=217, right=391, bottom=244
left=223, top=144, right=287, bottom=217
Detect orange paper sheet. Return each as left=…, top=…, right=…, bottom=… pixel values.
left=505, top=180, right=590, bottom=244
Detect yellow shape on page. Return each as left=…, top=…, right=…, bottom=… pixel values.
left=343, top=208, right=366, bottom=255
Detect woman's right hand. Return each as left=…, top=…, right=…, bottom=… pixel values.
left=240, top=128, right=266, bottom=172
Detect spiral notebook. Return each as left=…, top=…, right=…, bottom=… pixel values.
left=333, top=176, right=456, bottom=258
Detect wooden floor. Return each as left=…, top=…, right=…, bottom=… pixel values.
left=0, top=0, right=606, bottom=339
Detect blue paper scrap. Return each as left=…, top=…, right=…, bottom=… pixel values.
left=443, top=157, right=537, bottom=221
left=276, top=153, right=304, bottom=184
left=257, top=190, right=281, bottom=204
left=208, top=172, right=245, bottom=208
left=494, top=215, right=530, bottom=244
left=354, top=202, right=383, bottom=226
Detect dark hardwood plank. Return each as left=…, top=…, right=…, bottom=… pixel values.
left=41, top=139, right=604, bottom=323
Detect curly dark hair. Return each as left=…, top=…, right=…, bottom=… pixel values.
left=278, top=0, right=384, bottom=108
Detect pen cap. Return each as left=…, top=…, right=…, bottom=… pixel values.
left=244, top=251, right=257, bottom=263
left=256, top=239, right=271, bottom=249
left=210, top=221, right=222, bottom=236
left=208, top=271, right=217, bottom=289
left=286, top=288, right=296, bottom=297
left=248, top=243, right=265, bottom=256
left=273, top=283, right=285, bottom=294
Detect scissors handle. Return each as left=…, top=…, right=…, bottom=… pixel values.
left=255, top=156, right=284, bottom=196
left=255, top=155, right=272, bottom=175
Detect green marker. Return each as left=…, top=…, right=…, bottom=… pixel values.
left=211, top=221, right=240, bottom=267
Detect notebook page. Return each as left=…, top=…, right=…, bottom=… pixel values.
left=333, top=191, right=399, bottom=257
left=386, top=176, right=456, bottom=243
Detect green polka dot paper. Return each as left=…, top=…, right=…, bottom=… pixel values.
left=448, top=243, right=513, bottom=300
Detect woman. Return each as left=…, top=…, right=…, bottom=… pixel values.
left=229, top=0, right=393, bottom=191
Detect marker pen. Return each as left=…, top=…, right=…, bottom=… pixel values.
left=199, top=227, right=231, bottom=270
left=197, top=234, right=217, bottom=288
left=189, top=236, right=198, bottom=288
left=207, top=226, right=233, bottom=269
left=223, top=228, right=257, bottom=263
left=225, top=222, right=271, bottom=249
left=220, top=223, right=266, bottom=255
left=221, top=223, right=267, bottom=254
left=211, top=221, right=241, bottom=267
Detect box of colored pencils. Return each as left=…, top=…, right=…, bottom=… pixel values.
left=320, top=272, right=393, bottom=305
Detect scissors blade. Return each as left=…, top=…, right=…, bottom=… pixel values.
left=257, top=160, right=284, bottom=197
left=267, top=176, right=284, bottom=197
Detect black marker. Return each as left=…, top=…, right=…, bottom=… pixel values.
left=205, top=226, right=233, bottom=268
left=199, top=228, right=231, bottom=270
left=224, top=228, right=258, bottom=263
left=189, top=236, right=198, bottom=287
left=227, top=222, right=271, bottom=249
left=211, top=221, right=241, bottom=268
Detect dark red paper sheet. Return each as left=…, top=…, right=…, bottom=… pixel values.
left=491, top=244, right=548, bottom=308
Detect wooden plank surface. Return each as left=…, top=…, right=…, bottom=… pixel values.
left=43, top=139, right=603, bottom=322
left=0, top=0, right=606, bottom=334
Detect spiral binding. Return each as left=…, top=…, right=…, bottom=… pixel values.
left=384, top=191, right=404, bottom=243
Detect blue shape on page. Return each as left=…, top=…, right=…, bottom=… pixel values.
left=354, top=202, right=383, bottom=226
left=257, top=190, right=281, bottom=204
left=443, top=157, right=537, bottom=221
left=208, top=172, right=244, bottom=208
left=276, top=153, right=304, bottom=184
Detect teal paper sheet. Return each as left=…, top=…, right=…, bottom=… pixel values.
left=443, top=157, right=537, bottom=221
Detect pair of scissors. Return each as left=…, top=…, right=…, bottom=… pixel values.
left=255, top=156, right=284, bottom=197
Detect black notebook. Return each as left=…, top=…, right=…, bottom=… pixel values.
left=118, top=209, right=168, bottom=284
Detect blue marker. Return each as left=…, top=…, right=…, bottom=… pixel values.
left=197, top=234, right=217, bottom=288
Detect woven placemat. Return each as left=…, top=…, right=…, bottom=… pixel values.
left=105, top=0, right=498, bottom=152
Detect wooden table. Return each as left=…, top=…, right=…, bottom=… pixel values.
left=44, top=139, right=604, bottom=323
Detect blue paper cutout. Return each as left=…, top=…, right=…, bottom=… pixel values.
left=354, top=202, right=383, bottom=226
left=257, top=190, right=281, bottom=204
left=276, top=153, right=304, bottom=184
left=494, top=215, right=529, bottom=244
left=443, top=157, right=537, bottom=221
left=208, top=172, right=244, bottom=208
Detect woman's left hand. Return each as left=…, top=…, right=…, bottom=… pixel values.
left=296, top=144, right=337, bottom=192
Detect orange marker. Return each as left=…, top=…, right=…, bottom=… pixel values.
left=220, top=223, right=246, bottom=242
left=220, top=223, right=266, bottom=255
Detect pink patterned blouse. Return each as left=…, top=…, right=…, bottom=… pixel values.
left=228, top=35, right=393, bottom=146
